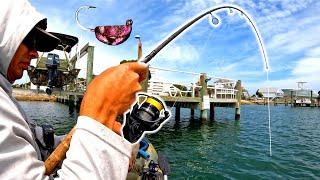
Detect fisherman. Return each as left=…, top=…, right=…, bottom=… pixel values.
left=0, top=0, right=147, bottom=179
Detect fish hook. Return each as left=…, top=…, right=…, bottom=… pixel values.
left=75, top=5, right=96, bottom=31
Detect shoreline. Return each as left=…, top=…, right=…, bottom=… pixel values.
left=13, top=88, right=57, bottom=102
left=13, top=88, right=287, bottom=106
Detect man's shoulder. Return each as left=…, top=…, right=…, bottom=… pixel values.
left=0, top=86, right=15, bottom=106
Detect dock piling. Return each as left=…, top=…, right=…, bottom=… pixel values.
left=86, top=46, right=94, bottom=86
left=290, top=91, right=293, bottom=107
left=200, top=73, right=209, bottom=120
left=190, top=109, right=194, bottom=119
left=175, top=106, right=181, bottom=122
left=311, top=90, right=313, bottom=107
left=235, top=80, right=242, bottom=121
left=210, top=103, right=215, bottom=121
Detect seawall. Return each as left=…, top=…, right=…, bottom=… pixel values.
left=13, top=88, right=57, bottom=101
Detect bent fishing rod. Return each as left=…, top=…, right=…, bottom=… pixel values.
left=45, top=4, right=270, bottom=175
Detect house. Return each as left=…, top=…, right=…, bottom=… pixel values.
left=257, top=87, right=284, bottom=99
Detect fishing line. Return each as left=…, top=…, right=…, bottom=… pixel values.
left=267, top=71, right=272, bottom=156
left=141, top=4, right=272, bottom=156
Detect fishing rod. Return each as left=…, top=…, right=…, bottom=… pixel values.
left=139, top=4, right=272, bottom=156
left=44, top=4, right=272, bottom=175
left=139, top=4, right=269, bottom=71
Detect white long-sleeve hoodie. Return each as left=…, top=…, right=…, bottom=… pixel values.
left=0, top=0, right=132, bottom=179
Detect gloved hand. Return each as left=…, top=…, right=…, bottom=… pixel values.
left=80, top=62, right=148, bottom=134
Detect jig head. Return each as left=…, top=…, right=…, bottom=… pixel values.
left=75, top=5, right=133, bottom=45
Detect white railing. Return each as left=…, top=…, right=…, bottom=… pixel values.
left=147, top=67, right=237, bottom=99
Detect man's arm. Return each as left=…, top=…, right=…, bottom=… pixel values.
left=0, top=87, right=47, bottom=179
left=0, top=62, right=147, bottom=179
left=0, top=88, right=132, bottom=180
left=58, top=117, right=132, bottom=179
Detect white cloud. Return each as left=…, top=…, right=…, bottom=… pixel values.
left=211, top=61, right=237, bottom=73
left=291, top=57, right=320, bottom=76
left=307, top=46, right=320, bottom=57
left=156, top=42, right=200, bottom=64
left=265, top=20, right=320, bottom=55
left=244, top=57, right=320, bottom=94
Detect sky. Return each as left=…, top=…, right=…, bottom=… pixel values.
left=18, top=0, right=320, bottom=94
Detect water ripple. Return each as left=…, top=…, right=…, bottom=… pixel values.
left=19, top=102, right=320, bottom=179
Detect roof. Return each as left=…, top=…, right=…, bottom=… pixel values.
left=258, top=87, right=283, bottom=94
left=49, top=32, right=79, bottom=53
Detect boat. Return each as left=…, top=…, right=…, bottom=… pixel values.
left=127, top=138, right=170, bottom=180
left=27, top=32, right=80, bottom=95
left=292, top=82, right=314, bottom=107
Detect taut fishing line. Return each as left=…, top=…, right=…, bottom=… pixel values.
left=139, top=4, right=272, bottom=156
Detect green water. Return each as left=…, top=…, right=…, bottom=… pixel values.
left=20, top=101, right=320, bottom=179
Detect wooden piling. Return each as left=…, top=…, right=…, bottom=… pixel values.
left=76, top=97, right=82, bottom=111
left=311, top=90, right=313, bottom=107
left=141, top=69, right=149, bottom=92
left=137, top=39, right=142, bottom=60
left=190, top=109, right=194, bottom=119
left=73, top=96, right=77, bottom=106
left=200, top=73, right=209, bottom=120
left=210, top=103, right=215, bottom=121
left=86, top=46, right=94, bottom=86
left=137, top=41, right=149, bottom=93
left=175, top=106, right=180, bottom=122
left=235, top=80, right=242, bottom=121
left=290, top=91, right=293, bottom=107
left=68, top=95, right=75, bottom=109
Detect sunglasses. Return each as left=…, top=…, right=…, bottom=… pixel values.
left=22, top=29, right=37, bottom=50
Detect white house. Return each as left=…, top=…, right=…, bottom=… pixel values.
left=257, top=87, right=284, bottom=99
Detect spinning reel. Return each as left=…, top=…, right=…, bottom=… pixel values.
left=122, top=93, right=171, bottom=144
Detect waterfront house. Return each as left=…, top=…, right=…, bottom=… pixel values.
left=283, top=82, right=316, bottom=106
left=257, top=87, right=284, bottom=99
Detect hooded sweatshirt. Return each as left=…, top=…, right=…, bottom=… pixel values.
left=0, top=0, right=132, bottom=179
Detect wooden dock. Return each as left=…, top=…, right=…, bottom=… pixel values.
left=55, top=44, right=243, bottom=121
left=56, top=66, right=242, bottom=121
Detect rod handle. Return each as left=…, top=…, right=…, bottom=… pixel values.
left=44, top=127, right=76, bottom=175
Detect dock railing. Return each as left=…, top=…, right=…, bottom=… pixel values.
left=147, top=67, right=237, bottom=100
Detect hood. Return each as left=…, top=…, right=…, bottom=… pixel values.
left=0, top=0, right=46, bottom=78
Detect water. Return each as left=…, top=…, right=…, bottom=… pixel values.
left=20, top=101, right=77, bottom=135
left=19, top=101, right=320, bottom=179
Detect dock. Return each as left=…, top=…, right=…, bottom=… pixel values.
left=52, top=43, right=242, bottom=121
left=55, top=59, right=242, bottom=121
